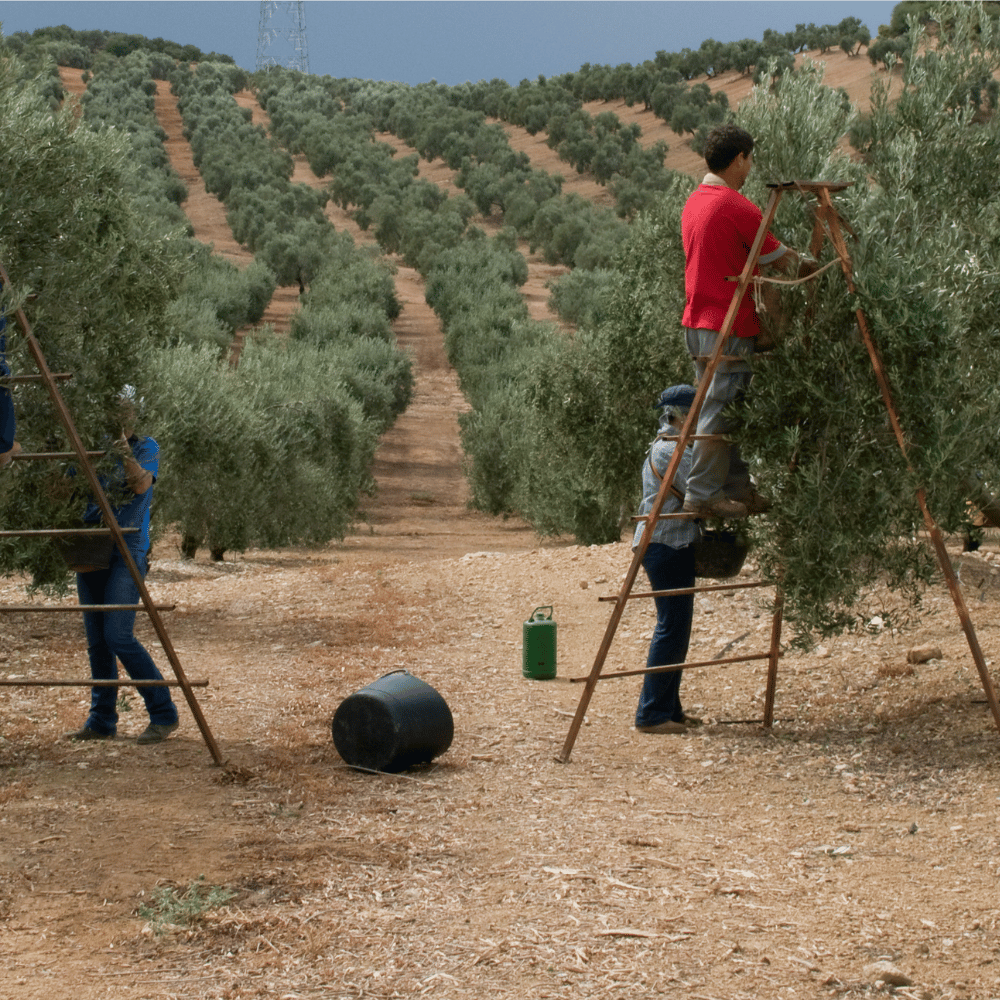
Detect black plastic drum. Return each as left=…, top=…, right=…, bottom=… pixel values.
left=331, top=670, right=454, bottom=773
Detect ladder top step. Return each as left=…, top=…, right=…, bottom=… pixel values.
left=8, top=451, right=106, bottom=460
left=767, top=179, right=852, bottom=192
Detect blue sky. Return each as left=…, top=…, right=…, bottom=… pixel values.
left=0, top=2, right=898, bottom=85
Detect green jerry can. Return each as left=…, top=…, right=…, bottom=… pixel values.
left=522, top=605, right=557, bottom=680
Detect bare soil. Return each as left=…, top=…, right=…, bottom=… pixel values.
left=2, top=60, right=999, bottom=1000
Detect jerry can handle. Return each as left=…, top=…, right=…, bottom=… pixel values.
left=529, top=605, right=553, bottom=621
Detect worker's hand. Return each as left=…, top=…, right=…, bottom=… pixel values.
left=112, top=429, right=133, bottom=458
left=797, top=257, right=819, bottom=279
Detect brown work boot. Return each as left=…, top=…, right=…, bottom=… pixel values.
left=683, top=497, right=748, bottom=519
left=636, top=721, right=688, bottom=734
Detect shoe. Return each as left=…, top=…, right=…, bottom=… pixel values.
left=734, top=490, right=773, bottom=515
left=64, top=725, right=115, bottom=741
left=683, top=497, right=748, bottom=519
left=136, top=721, right=179, bottom=745
left=635, top=720, right=688, bottom=734
left=0, top=441, right=21, bottom=471
left=681, top=715, right=703, bottom=728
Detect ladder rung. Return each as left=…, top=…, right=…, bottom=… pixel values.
left=569, top=652, right=772, bottom=682
left=3, top=373, right=73, bottom=383
left=658, top=433, right=730, bottom=440
left=0, top=678, right=207, bottom=687
left=633, top=512, right=701, bottom=520
left=0, top=604, right=175, bottom=612
left=767, top=179, right=852, bottom=192
left=600, top=580, right=770, bottom=600
left=7, top=451, right=106, bottom=460
left=0, top=528, right=137, bottom=537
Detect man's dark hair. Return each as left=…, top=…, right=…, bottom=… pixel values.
left=703, top=124, right=754, bottom=173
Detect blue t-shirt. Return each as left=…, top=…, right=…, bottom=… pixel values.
left=83, top=436, right=159, bottom=560
left=0, top=309, right=15, bottom=454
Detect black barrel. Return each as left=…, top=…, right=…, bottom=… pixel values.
left=332, top=670, right=454, bottom=772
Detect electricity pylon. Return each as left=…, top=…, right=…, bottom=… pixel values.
left=256, top=1, right=310, bottom=74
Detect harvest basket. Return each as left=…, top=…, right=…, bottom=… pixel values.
left=55, top=532, right=116, bottom=572
left=693, top=529, right=749, bottom=579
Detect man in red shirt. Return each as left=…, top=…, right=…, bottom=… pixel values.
left=680, top=124, right=812, bottom=519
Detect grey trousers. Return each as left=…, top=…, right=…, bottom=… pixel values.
left=683, top=327, right=754, bottom=504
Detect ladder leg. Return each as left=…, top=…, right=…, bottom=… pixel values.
left=820, top=223, right=1000, bottom=737
left=762, top=587, right=784, bottom=728
left=917, top=491, right=1000, bottom=734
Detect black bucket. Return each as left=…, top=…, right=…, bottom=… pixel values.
left=694, top=529, right=749, bottom=579
left=331, top=670, right=454, bottom=773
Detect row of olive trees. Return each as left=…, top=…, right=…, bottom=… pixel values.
left=2, top=22, right=236, bottom=73
left=279, top=72, right=632, bottom=266
left=516, top=8, right=1000, bottom=643
left=76, top=50, right=277, bottom=354
left=0, top=43, right=412, bottom=580
left=314, top=74, right=664, bottom=222
left=252, top=70, right=655, bottom=513
left=321, top=4, right=1000, bottom=646
left=418, top=17, right=868, bottom=161
left=250, top=70, right=624, bottom=530
left=164, top=60, right=413, bottom=558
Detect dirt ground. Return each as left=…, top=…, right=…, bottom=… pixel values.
left=2, top=57, right=999, bottom=1000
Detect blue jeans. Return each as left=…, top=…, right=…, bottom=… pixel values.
left=635, top=542, right=696, bottom=728
left=0, top=386, right=15, bottom=453
left=684, top=328, right=754, bottom=504
left=77, top=554, right=178, bottom=735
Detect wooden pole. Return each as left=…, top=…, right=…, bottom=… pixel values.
left=816, top=191, right=1000, bottom=735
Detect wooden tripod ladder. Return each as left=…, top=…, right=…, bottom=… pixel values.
left=559, top=180, right=1000, bottom=762
left=0, top=262, right=223, bottom=765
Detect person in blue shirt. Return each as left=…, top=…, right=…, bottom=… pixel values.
left=0, top=304, right=20, bottom=470
left=65, top=387, right=179, bottom=744
left=632, top=385, right=704, bottom=734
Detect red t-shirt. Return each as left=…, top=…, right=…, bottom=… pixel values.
left=681, top=181, right=785, bottom=338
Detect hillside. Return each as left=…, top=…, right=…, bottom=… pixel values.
left=2, top=45, right=1000, bottom=1000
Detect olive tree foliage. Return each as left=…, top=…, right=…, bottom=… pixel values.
left=726, top=8, right=1000, bottom=643
left=0, top=48, right=189, bottom=587
left=165, top=248, right=276, bottom=348
left=516, top=174, right=696, bottom=544
left=148, top=341, right=378, bottom=556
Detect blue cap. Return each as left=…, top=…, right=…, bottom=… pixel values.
left=655, top=384, right=697, bottom=410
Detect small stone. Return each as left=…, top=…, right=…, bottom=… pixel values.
left=907, top=644, right=942, bottom=664
left=580, top=580, right=589, bottom=589
left=815, top=645, right=831, bottom=658
left=863, top=961, right=912, bottom=987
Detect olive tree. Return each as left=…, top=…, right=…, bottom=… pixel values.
left=0, top=48, right=189, bottom=587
